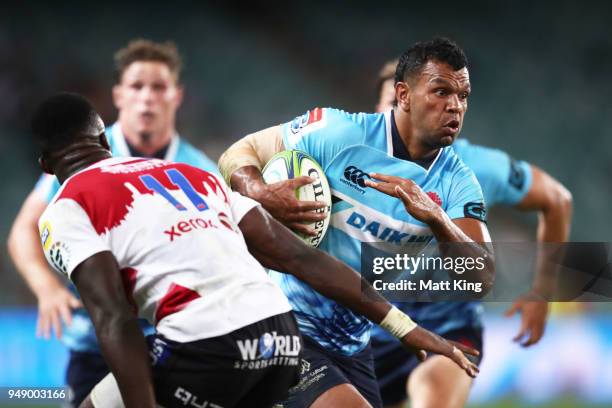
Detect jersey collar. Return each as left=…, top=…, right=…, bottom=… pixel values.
left=109, top=122, right=180, bottom=161
left=384, top=110, right=444, bottom=174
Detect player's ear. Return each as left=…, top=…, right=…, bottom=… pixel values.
left=99, top=133, right=111, bottom=151
left=396, top=82, right=411, bottom=112
left=38, top=156, right=53, bottom=175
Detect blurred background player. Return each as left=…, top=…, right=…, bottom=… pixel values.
left=6, top=39, right=217, bottom=406
left=34, top=92, right=479, bottom=408
left=371, top=59, right=573, bottom=407
left=219, top=38, right=495, bottom=408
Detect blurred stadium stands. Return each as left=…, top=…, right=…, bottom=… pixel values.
left=0, top=1, right=610, bottom=406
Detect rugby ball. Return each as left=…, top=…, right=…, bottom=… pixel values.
left=262, top=150, right=331, bottom=247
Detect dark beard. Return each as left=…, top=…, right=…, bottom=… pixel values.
left=139, top=132, right=153, bottom=145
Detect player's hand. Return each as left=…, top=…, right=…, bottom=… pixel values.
left=36, top=282, right=82, bottom=340
left=400, top=326, right=480, bottom=378
left=505, top=291, right=549, bottom=347
left=364, top=173, right=443, bottom=224
left=252, top=176, right=328, bottom=236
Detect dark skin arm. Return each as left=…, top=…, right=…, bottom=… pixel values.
left=504, top=165, right=573, bottom=346
left=365, top=173, right=495, bottom=294
left=239, top=206, right=480, bottom=377
left=72, top=252, right=155, bottom=407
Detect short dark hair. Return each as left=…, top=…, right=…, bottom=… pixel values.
left=114, top=39, right=182, bottom=83
left=32, top=92, right=100, bottom=154
left=395, top=37, right=468, bottom=84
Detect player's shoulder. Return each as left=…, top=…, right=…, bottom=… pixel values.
left=54, top=158, right=128, bottom=200
left=291, top=107, right=379, bottom=131
left=288, top=107, right=383, bottom=144
left=320, top=107, right=382, bottom=128
left=451, top=137, right=470, bottom=154
left=174, top=137, right=218, bottom=172
left=438, top=145, right=474, bottom=177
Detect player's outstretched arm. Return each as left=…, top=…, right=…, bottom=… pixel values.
left=7, top=189, right=82, bottom=339
left=516, top=164, right=573, bottom=296
left=71, top=251, right=155, bottom=408
left=239, top=206, right=480, bottom=377
left=218, top=126, right=327, bottom=236
left=365, top=174, right=495, bottom=294
left=505, top=164, right=573, bottom=346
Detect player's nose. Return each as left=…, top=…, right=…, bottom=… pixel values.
left=446, top=95, right=461, bottom=113
left=138, top=85, right=155, bottom=102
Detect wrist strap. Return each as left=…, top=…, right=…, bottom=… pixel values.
left=380, top=306, right=418, bottom=338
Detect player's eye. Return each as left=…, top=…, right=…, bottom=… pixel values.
left=435, top=88, right=448, bottom=96
left=459, top=92, right=470, bottom=100
left=152, top=83, right=167, bottom=91
left=130, top=82, right=143, bottom=90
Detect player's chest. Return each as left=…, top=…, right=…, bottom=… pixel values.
left=325, top=146, right=446, bottom=244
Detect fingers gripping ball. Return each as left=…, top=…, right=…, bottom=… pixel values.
left=262, top=150, right=332, bottom=247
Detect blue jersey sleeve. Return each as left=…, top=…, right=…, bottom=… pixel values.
left=34, top=173, right=61, bottom=204
left=453, top=139, right=533, bottom=206
left=445, top=163, right=487, bottom=222
left=281, top=108, right=366, bottom=169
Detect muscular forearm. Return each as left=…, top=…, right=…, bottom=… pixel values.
left=230, top=165, right=267, bottom=197
left=94, top=313, right=156, bottom=407
left=288, top=247, right=391, bottom=324
left=532, top=192, right=573, bottom=298
left=429, top=212, right=495, bottom=293
left=517, top=166, right=573, bottom=298
left=428, top=210, right=471, bottom=243
left=241, top=207, right=391, bottom=324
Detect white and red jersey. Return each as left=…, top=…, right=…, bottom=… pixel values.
left=38, top=157, right=291, bottom=343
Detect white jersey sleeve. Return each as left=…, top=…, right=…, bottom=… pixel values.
left=39, top=199, right=110, bottom=278
left=229, top=191, right=260, bottom=223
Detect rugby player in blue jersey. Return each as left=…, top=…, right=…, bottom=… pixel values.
left=7, top=39, right=217, bottom=407
left=219, top=38, right=495, bottom=408
left=370, top=59, right=573, bottom=407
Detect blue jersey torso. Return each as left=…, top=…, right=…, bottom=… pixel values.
left=275, top=108, right=485, bottom=355
left=371, top=137, right=533, bottom=345
left=35, top=123, right=218, bottom=352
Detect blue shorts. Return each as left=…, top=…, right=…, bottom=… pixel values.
left=66, top=350, right=109, bottom=407
left=372, top=327, right=483, bottom=406
left=281, top=336, right=382, bottom=408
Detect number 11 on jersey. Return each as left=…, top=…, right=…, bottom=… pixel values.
left=139, top=168, right=209, bottom=212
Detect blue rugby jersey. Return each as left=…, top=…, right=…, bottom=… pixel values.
left=452, top=138, right=532, bottom=208
left=34, top=123, right=218, bottom=352
left=371, top=137, right=533, bottom=345
left=271, top=108, right=485, bottom=355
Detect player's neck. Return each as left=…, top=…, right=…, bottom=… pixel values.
left=120, top=122, right=175, bottom=157
left=393, top=108, right=440, bottom=161
left=54, top=148, right=112, bottom=184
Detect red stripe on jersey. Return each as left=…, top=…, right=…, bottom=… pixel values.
left=57, top=159, right=228, bottom=235
left=308, top=107, right=323, bottom=124
left=155, top=283, right=201, bottom=323
left=217, top=211, right=235, bottom=232
left=120, top=267, right=138, bottom=315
